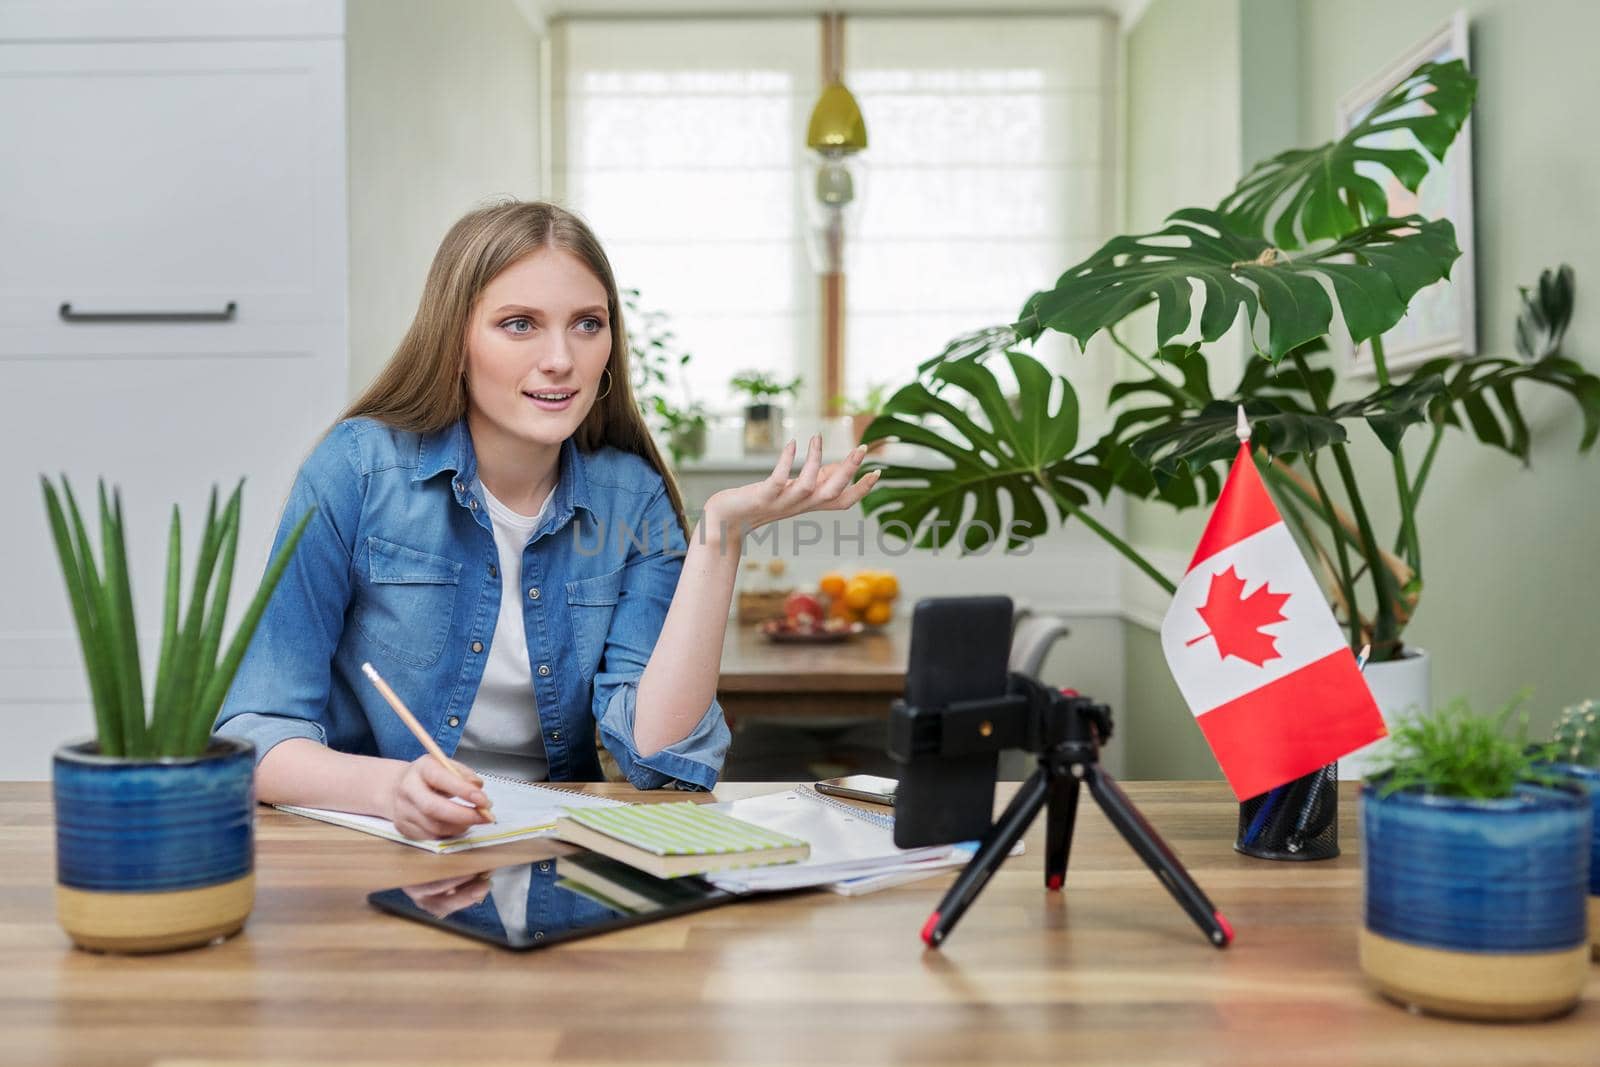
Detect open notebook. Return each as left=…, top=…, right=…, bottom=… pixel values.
left=274, top=774, right=627, bottom=853
left=703, top=785, right=966, bottom=892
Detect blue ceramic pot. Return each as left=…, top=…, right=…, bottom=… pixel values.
left=1358, top=781, right=1592, bottom=1020
left=53, top=736, right=255, bottom=953
left=1543, top=762, right=1600, bottom=958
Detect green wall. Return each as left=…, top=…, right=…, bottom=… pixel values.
left=1120, top=0, right=1600, bottom=778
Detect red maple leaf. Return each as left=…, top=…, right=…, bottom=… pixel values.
left=1185, top=565, right=1290, bottom=667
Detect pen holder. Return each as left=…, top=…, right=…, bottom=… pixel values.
left=1235, top=763, right=1339, bottom=861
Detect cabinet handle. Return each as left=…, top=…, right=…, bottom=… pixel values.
left=59, top=301, right=238, bottom=324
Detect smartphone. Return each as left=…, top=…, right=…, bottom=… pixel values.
left=815, top=774, right=898, bottom=806
left=890, top=596, right=1014, bottom=848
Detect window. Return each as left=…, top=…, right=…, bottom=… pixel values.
left=553, top=15, right=1115, bottom=420
left=843, top=16, right=1115, bottom=402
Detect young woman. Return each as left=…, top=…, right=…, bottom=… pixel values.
left=216, top=201, right=877, bottom=840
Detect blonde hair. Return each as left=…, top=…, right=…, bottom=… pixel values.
left=341, top=200, right=686, bottom=533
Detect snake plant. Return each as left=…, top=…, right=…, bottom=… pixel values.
left=40, top=476, right=313, bottom=758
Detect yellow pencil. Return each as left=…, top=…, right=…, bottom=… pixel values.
left=360, top=662, right=494, bottom=823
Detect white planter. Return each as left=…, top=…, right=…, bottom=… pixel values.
left=1339, top=648, right=1431, bottom=780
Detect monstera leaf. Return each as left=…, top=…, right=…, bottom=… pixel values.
left=1092, top=345, right=1221, bottom=508
left=1415, top=354, right=1600, bottom=462
left=1220, top=59, right=1477, bottom=248
left=858, top=352, right=1111, bottom=553
left=1089, top=342, right=1343, bottom=508
left=914, top=324, right=1018, bottom=379
left=1128, top=376, right=1447, bottom=478
left=1014, top=209, right=1461, bottom=362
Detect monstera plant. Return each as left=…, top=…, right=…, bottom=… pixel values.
left=861, top=60, right=1599, bottom=663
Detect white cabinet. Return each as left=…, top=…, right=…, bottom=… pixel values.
left=0, top=10, right=348, bottom=778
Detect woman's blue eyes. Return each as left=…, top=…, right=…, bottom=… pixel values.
left=499, top=317, right=605, bottom=335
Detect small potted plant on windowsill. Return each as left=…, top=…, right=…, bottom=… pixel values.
left=1359, top=698, right=1592, bottom=1020
left=834, top=382, right=890, bottom=453
left=1544, top=699, right=1600, bottom=958
left=731, top=369, right=802, bottom=455
left=43, top=477, right=311, bottom=953
left=653, top=397, right=709, bottom=466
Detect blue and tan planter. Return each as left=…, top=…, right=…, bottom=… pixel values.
left=1544, top=763, right=1600, bottom=959
left=1359, top=782, right=1592, bottom=1020
left=53, top=737, right=255, bottom=953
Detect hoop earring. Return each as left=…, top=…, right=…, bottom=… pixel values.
left=597, top=367, right=613, bottom=400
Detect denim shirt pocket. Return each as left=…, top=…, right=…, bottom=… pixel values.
left=566, top=566, right=624, bottom=683
left=353, top=536, right=462, bottom=668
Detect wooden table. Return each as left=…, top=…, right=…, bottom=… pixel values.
left=717, top=617, right=909, bottom=722
left=1, top=781, right=1594, bottom=1066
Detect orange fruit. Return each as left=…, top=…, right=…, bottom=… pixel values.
left=863, top=600, right=893, bottom=626
left=827, top=598, right=858, bottom=621
left=818, top=571, right=847, bottom=599
left=871, top=572, right=899, bottom=600
left=843, top=578, right=876, bottom=610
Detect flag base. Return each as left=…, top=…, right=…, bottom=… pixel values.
left=1234, top=764, right=1339, bottom=860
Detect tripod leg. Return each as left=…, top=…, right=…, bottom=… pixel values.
left=1083, top=765, right=1233, bottom=949
left=922, top=768, right=1048, bottom=949
left=1044, top=772, right=1080, bottom=891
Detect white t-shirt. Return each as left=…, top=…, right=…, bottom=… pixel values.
left=455, top=480, right=554, bottom=782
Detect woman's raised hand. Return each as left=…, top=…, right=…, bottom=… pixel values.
left=703, top=434, right=880, bottom=538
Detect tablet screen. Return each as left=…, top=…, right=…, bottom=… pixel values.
left=368, top=851, right=736, bottom=950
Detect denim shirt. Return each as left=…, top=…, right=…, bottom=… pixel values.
left=216, top=416, right=730, bottom=790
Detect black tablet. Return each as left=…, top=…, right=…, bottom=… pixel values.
left=367, top=850, right=737, bottom=951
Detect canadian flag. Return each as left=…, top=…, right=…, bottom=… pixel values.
left=1160, top=437, right=1386, bottom=800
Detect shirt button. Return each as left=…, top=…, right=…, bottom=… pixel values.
left=537, top=664, right=551, bottom=677
left=488, top=563, right=498, bottom=578
left=533, top=931, right=545, bottom=940
left=454, top=481, right=464, bottom=493
left=528, top=587, right=541, bottom=600
left=468, top=498, right=479, bottom=511
left=538, top=862, right=550, bottom=872
left=471, top=640, right=483, bottom=653
left=550, top=731, right=561, bottom=742
left=447, top=716, right=460, bottom=727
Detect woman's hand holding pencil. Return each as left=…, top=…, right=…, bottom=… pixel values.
left=362, top=662, right=496, bottom=841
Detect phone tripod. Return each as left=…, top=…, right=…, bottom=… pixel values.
left=920, top=675, right=1233, bottom=950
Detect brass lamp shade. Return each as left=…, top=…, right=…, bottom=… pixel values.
left=806, top=81, right=867, bottom=154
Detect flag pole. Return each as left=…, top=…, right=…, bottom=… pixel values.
left=1235, top=404, right=1251, bottom=444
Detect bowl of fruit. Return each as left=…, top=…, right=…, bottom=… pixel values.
left=758, top=569, right=900, bottom=643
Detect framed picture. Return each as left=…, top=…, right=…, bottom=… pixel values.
left=1337, top=11, right=1476, bottom=375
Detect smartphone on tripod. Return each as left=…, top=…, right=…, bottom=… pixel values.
left=890, top=596, right=1014, bottom=849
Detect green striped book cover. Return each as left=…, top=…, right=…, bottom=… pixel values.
left=554, top=802, right=810, bottom=878
left=562, top=802, right=805, bottom=855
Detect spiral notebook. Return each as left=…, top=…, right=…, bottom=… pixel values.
left=274, top=774, right=628, bottom=854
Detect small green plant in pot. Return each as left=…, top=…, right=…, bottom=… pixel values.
left=43, top=476, right=312, bottom=953
left=1360, top=699, right=1591, bottom=1019
left=1544, top=699, right=1600, bottom=958
left=625, top=288, right=706, bottom=465
left=731, top=369, right=802, bottom=454
left=834, top=382, right=890, bottom=453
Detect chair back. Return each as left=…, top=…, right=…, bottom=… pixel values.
left=1008, top=613, right=1070, bottom=678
